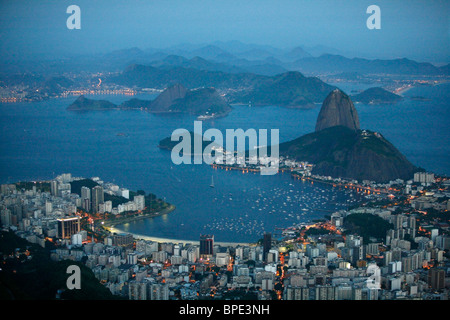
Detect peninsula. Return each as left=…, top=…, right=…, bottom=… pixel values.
left=279, top=89, right=419, bottom=182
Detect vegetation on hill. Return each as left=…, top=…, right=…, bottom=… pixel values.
left=343, top=213, right=394, bottom=244
left=229, top=71, right=335, bottom=107
left=70, top=178, right=99, bottom=195
left=111, top=64, right=336, bottom=108
left=15, top=181, right=51, bottom=192
left=67, top=95, right=117, bottom=110
left=70, top=178, right=168, bottom=211
left=279, top=126, right=418, bottom=182
left=0, top=230, right=119, bottom=300
left=170, top=87, right=232, bottom=116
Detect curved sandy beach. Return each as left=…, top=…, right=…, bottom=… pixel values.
left=108, top=225, right=253, bottom=247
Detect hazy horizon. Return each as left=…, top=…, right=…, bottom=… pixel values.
left=0, top=0, right=449, bottom=64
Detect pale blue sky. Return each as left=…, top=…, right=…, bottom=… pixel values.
left=0, top=0, right=448, bottom=63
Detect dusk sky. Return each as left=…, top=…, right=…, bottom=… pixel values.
left=0, top=0, right=448, bottom=64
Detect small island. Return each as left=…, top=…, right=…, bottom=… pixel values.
left=67, top=95, right=118, bottom=111
left=409, top=95, right=431, bottom=101
left=351, top=87, right=403, bottom=104
left=158, top=131, right=225, bottom=157
left=67, top=83, right=232, bottom=119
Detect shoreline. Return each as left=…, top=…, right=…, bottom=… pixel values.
left=102, top=204, right=176, bottom=228
left=105, top=204, right=252, bottom=247
left=109, top=225, right=253, bottom=247
left=396, top=85, right=414, bottom=96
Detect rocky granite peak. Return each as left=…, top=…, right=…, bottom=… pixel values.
left=150, top=83, right=189, bottom=111
left=315, top=89, right=360, bottom=132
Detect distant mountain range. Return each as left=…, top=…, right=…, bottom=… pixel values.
left=2, top=40, right=447, bottom=109
left=145, top=54, right=288, bottom=76
left=291, top=54, right=448, bottom=75
left=103, top=44, right=449, bottom=76
left=110, top=65, right=337, bottom=108
left=110, top=63, right=265, bottom=89
left=2, top=40, right=448, bottom=77
left=64, top=47, right=445, bottom=112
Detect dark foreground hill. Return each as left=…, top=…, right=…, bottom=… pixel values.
left=0, top=230, right=119, bottom=300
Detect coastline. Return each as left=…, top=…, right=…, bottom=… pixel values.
left=397, top=85, right=413, bottom=96
left=105, top=204, right=252, bottom=247
left=102, top=204, right=176, bottom=228
left=109, top=226, right=253, bottom=247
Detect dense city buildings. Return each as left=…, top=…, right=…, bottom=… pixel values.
left=263, top=232, right=272, bottom=262
left=0, top=172, right=449, bottom=301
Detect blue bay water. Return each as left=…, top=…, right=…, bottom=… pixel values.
left=356, top=84, right=450, bottom=176
left=0, top=83, right=448, bottom=243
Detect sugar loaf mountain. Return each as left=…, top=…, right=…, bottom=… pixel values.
left=279, top=89, right=419, bottom=182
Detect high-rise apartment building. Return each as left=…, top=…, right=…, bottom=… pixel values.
left=428, top=268, right=445, bottom=291
left=200, top=234, right=214, bottom=257
left=91, top=185, right=104, bottom=213
left=134, top=195, right=145, bottom=211
left=263, top=232, right=272, bottom=262
left=51, top=180, right=58, bottom=196
left=57, top=216, right=81, bottom=239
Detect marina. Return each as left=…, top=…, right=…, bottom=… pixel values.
left=199, top=173, right=364, bottom=239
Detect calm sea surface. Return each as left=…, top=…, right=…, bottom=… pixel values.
left=1, top=82, right=448, bottom=243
